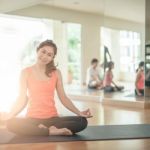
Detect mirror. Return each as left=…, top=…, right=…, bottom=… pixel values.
left=145, top=0, right=150, bottom=99
left=101, top=0, right=145, bottom=102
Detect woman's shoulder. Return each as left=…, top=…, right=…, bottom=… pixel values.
left=137, top=69, right=144, bottom=75
left=106, top=69, right=111, bottom=74
left=20, top=66, right=33, bottom=77
left=53, top=69, right=64, bottom=81
left=22, top=66, right=32, bottom=72
left=54, top=69, right=61, bottom=76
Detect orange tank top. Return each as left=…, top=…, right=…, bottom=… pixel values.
left=137, top=72, right=144, bottom=90
left=103, top=70, right=113, bottom=87
left=25, top=67, right=58, bottom=119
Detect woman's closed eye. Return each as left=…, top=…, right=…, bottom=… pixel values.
left=48, top=54, right=53, bottom=57
left=42, top=51, right=52, bottom=57
left=42, top=50, right=46, bottom=54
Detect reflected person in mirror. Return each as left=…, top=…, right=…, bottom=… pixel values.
left=135, top=61, right=144, bottom=96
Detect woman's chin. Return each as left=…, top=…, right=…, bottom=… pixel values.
left=38, top=61, right=48, bottom=65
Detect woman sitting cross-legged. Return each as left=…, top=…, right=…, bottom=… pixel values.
left=135, top=61, right=145, bottom=96
left=0, top=40, right=91, bottom=136
left=103, top=61, right=124, bottom=92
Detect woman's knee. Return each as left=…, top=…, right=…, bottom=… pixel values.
left=80, top=117, right=88, bottom=129
left=6, top=118, right=18, bottom=132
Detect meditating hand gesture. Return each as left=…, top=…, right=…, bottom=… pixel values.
left=79, top=108, right=92, bottom=118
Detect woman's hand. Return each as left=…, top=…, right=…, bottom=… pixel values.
left=79, top=109, right=92, bottom=118
left=0, top=112, right=12, bottom=121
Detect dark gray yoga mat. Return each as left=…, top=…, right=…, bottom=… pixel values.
left=125, top=93, right=140, bottom=98
left=1, top=124, right=150, bottom=144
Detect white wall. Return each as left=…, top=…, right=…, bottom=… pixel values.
left=146, top=0, right=150, bottom=43
left=110, top=30, right=120, bottom=80
left=53, top=20, right=68, bottom=83
left=7, top=4, right=145, bottom=84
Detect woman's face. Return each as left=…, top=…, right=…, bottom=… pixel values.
left=141, top=66, right=144, bottom=71
left=37, top=45, right=55, bottom=65
left=110, top=63, right=114, bottom=69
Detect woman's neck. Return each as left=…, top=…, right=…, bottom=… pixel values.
left=35, top=63, right=46, bottom=71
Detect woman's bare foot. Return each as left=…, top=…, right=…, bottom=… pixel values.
left=49, top=126, right=72, bottom=136
left=38, top=124, right=48, bottom=129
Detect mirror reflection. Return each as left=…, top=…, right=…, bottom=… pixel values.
left=99, top=0, right=145, bottom=101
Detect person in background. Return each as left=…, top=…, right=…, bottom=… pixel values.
left=103, top=61, right=124, bottom=92
left=86, top=58, right=103, bottom=89
left=135, top=61, right=145, bottom=96
left=0, top=40, right=92, bottom=136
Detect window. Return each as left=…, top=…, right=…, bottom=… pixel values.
left=101, top=27, right=141, bottom=73
left=66, top=23, right=81, bottom=84
left=120, top=31, right=141, bottom=73
left=0, top=14, right=53, bottom=111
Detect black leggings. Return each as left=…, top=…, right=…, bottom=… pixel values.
left=135, top=89, right=144, bottom=96
left=104, top=86, right=124, bottom=92
left=6, top=116, right=88, bottom=136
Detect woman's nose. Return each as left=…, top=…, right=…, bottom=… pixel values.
left=42, top=53, right=48, bottom=58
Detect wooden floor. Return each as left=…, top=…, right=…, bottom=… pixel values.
left=65, top=84, right=145, bottom=102
left=1, top=99, right=150, bottom=150
left=65, top=84, right=147, bottom=109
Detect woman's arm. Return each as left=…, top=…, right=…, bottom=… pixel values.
left=56, top=70, right=91, bottom=117
left=107, top=70, right=117, bottom=87
left=1, top=69, right=28, bottom=120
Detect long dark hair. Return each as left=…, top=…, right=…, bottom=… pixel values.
left=107, top=61, right=114, bottom=70
left=37, top=40, right=57, bottom=77
left=136, top=61, right=144, bottom=73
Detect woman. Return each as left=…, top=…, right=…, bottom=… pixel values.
left=135, top=61, right=144, bottom=96
left=0, top=40, right=91, bottom=136
left=103, top=61, right=124, bottom=92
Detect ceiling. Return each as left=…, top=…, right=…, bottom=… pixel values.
left=0, top=0, right=145, bottom=23
left=43, top=0, right=145, bottom=23
left=44, top=0, right=105, bottom=15
left=0, top=0, right=47, bottom=13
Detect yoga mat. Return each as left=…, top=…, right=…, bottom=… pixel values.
left=125, top=93, right=144, bottom=98
left=1, top=124, right=150, bottom=144
left=125, top=93, right=136, bottom=97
